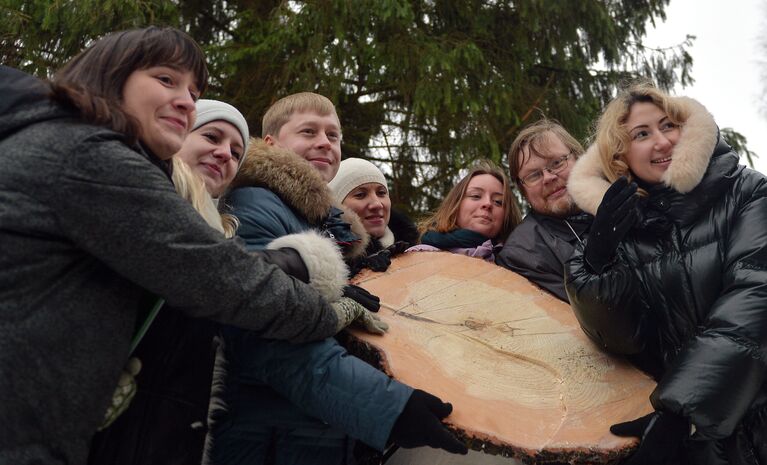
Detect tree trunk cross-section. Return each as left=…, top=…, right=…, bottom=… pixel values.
left=347, top=252, right=655, bottom=464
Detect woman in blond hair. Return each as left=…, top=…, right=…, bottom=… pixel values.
left=565, top=83, right=767, bottom=465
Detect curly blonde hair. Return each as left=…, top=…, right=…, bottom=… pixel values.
left=594, top=82, right=689, bottom=184
left=418, top=160, right=521, bottom=243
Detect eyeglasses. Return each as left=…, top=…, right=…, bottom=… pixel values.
left=519, top=152, right=573, bottom=187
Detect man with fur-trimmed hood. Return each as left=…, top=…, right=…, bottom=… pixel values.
left=203, top=93, right=467, bottom=465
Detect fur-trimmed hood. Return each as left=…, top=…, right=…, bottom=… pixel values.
left=568, top=97, right=718, bottom=215
left=230, top=138, right=369, bottom=257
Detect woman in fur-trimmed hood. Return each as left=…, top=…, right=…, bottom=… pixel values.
left=204, top=138, right=417, bottom=465
left=564, top=83, right=767, bottom=465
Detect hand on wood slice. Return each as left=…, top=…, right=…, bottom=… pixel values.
left=610, top=411, right=689, bottom=465
left=389, top=389, right=468, bottom=454
left=342, top=284, right=381, bottom=312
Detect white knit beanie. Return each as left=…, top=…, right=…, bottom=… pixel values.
left=193, top=99, right=250, bottom=166
left=329, top=158, right=388, bottom=204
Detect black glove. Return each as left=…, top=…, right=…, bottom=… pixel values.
left=389, top=389, right=468, bottom=455
left=364, top=248, right=392, bottom=272
left=583, top=176, right=639, bottom=273
left=611, top=411, right=689, bottom=465
left=387, top=240, right=410, bottom=257
left=342, top=284, right=381, bottom=312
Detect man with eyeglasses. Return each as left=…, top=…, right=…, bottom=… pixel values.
left=496, top=119, right=593, bottom=302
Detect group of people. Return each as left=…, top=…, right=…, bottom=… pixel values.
left=2, top=24, right=766, bottom=465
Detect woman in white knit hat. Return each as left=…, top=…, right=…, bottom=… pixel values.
left=329, top=157, right=417, bottom=276
left=176, top=98, right=250, bottom=198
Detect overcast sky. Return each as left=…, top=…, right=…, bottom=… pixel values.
left=642, top=0, right=767, bottom=173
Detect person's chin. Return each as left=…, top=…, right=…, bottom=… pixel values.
left=468, top=225, right=493, bottom=238
left=548, top=195, right=578, bottom=217
left=365, top=224, right=385, bottom=238
left=311, top=163, right=334, bottom=182
left=149, top=138, right=183, bottom=160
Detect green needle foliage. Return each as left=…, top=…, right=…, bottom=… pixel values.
left=2, top=0, right=701, bottom=213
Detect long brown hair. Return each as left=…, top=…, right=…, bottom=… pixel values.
left=50, top=27, right=208, bottom=144
left=418, top=160, right=521, bottom=243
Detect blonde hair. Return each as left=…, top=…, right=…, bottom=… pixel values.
left=508, top=118, right=584, bottom=187
left=594, top=82, right=689, bottom=184
left=171, top=158, right=238, bottom=238
left=262, top=92, right=340, bottom=138
left=418, top=160, right=521, bottom=243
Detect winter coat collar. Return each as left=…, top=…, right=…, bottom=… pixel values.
left=378, top=227, right=395, bottom=248
left=421, top=228, right=492, bottom=249
left=568, top=97, right=719, bottom=216
left=637, top=140, right=741, bottom=227
left=229, top=138, right=369, bottom=257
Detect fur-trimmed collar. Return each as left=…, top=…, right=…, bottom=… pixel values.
left=378, top=227, right=395, bottom=248
left=568, top=97, right=718, bottom=215
left=230, top=138, right=369, bottom=257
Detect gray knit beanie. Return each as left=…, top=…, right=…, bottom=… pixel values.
left=193, top=99, right=250, bottom=166
left=329, top=158, right=388, bottom=204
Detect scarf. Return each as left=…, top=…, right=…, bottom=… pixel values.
left=421, top=228, right=491, bottom=249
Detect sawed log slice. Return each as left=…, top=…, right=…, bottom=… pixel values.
left=345, top=252, right=655, bottom=464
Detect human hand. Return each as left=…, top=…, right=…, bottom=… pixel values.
left=98, top=357, right=142, bottom=431
left=584, top=176, right=639, bottom=273
left=386, top=240, right=410, bottom=257
left=331, top=297, right=388, bottom=334
left=364, top=249, right=392, bottom=272
left=352, top=308, right=389, bottom=334
left=342, top=284, right=381, bottom=312
left=611, top=411, right=689, bottom=465
left=389, top=389, right=468, bottom=454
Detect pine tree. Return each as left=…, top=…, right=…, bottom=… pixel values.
left=1, top=0, right=701, bottom=213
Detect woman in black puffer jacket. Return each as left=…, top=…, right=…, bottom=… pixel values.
left=565, top=83, right=767, bottom=465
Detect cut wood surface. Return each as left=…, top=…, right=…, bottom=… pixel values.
left=347, top=252, right=655, bottom=464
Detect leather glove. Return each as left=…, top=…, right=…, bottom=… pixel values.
left=98, top=357, right=142, bottom=431
left=364, top=248, right=392, bottom=272
left=362, top=240, right=410, bottom=272
left=387, top=240, right=410, bottom=257
left=342, top=284, right=381, bottom=312
left=389, top=389, right=468, bottom=455
left=331, top=297, right=389, bottom=334
left=610, top=411, right=689, bottom=465
left=583, top=176, right=639, bottom=273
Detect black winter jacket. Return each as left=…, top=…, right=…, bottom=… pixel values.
left=496, top=211, right=591, bottom=301
left=565, top=96, right=767, bottom=464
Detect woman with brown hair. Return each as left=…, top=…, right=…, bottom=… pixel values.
left=565, top=82, right=767, bottom=464
left=0, top=29, right=341, bottom=465
left=407, top=160, right=521, bottom=261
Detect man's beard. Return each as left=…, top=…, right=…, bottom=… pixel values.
left=545, top=193, right=580, bottom=218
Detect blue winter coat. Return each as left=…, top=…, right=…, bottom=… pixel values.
left=204, top=141, right=412, bottom=465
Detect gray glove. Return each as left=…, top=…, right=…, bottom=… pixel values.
left=331, top=297, right=389, bottom=335
left=98, top=357, right=142, bottom=431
